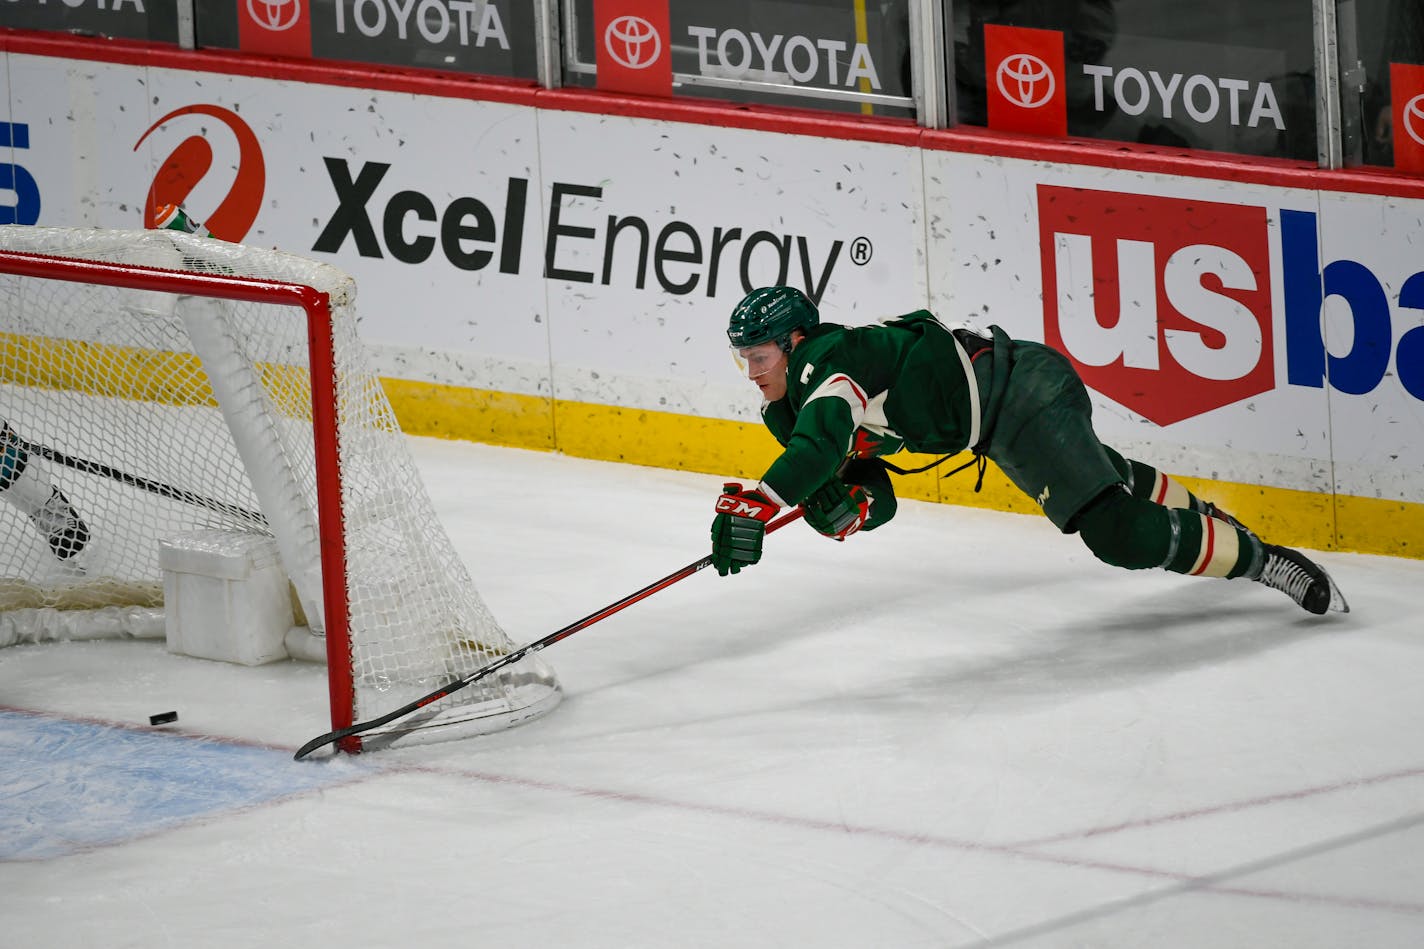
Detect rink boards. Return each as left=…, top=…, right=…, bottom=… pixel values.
left=1, top=33, right=1420, bottom=557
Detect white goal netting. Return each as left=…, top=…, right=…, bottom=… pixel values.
left=0, top=225, right=560, bottom=748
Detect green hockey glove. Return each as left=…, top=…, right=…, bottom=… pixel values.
left=803, top=477, right=870, bottom=540
left=711, top=482, right=779, bottom=576
left=829, top=458, right=898, bottom=533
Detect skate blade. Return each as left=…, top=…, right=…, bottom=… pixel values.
left=1321, top=564, right=1350, bottom=614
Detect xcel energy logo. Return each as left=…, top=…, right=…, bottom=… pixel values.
left=133, top=104, right=266, bottom=241
left=311, top=158, right=846, bottom=301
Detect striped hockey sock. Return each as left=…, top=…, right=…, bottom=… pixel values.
left=1160, top=509, right=1263, bottom=579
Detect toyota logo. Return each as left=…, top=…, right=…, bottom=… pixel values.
left=1404, top=93, right=1424, bottom=147
left=604, top=15, right=662, bottom=70
left=996, top=53, right=1056, bottom=109
left=246, top=0, right=301, bottom=32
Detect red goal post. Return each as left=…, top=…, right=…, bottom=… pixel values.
left=0, top=226, right=560, bottom=752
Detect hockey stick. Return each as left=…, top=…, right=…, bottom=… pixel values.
left=6, top=429, right=266, bottom=525
left=294, top=506, right=806, bottom=760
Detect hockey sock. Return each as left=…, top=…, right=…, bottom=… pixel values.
left=1101, top=446, right=1235, bottom=522
left=1101, top=446, right=1196, bottom=507
left=1161, top=509, right=1262, bottom=578
left=1075, top=487, right=1260, bottom=578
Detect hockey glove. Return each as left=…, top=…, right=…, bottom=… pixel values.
left=803, top=477, right=871, bottom=540
left=711, top=483, right=779, bottom=576
left=841, top=457, right=897, bottom=530
left=804, top=458, right=897, bottom=540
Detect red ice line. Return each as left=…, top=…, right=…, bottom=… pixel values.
left=1011, top=765, right=1424, bottom=846
left=7, top=704, right=1420, bottom=914
left=413, top=761, right=1424, bottom=918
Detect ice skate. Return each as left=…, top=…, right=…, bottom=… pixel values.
left=1252, top=543, right=1348, bottom=615
left=29, top=483, right=90, bottom=560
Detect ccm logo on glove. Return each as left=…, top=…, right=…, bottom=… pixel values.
left=716, top=496, right=774, bottom=519
left=713, top=484, right=778, bottom=522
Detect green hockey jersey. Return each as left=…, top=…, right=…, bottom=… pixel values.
left=759, top=311, right=1000, bottom=505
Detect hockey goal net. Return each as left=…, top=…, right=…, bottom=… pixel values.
left=0, top=225, right=560, bottom=751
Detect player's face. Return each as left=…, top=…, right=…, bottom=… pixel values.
left=736, top=341, right=789, bottom=400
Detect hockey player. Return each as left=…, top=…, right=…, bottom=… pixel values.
left=0, top=421, right=89, bottom=561
left=709, top=286, right=1348, bottom=615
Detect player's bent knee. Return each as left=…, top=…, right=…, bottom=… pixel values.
left=1073, top=487, right=1169, bottom=571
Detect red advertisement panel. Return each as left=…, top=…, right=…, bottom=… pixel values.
left=594, top=0, right=672, bottom=97
left=1391, top=63, right=1424, bottom=174
left=238, top=0, right=313, bottom=59
left=1037, top=186, right=1274, bottom=425
left=984, top=25, right=1067, bottom=137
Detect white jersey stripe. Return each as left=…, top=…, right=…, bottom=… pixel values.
left=803, top=373, right=874, bottom=456
left=804, top=373, right=869, bottom=423
left=757, top=481, right=790, bottom=507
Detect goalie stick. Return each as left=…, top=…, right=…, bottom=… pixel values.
left=294, top=506, right=807, bottom=760
left=5, top=429, right=265, bottom=525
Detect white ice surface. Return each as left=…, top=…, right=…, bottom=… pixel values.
left=2, top=438, right=1422, bottom=948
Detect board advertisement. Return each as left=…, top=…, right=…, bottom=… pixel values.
left=2, top=43, right=1420, bottom=550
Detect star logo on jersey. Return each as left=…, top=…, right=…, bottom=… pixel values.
left=851, top=430, right=884, bottom=458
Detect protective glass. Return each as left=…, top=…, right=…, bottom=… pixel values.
left=731, top=341, right=785, bottom=379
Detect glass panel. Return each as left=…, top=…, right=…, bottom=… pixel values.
left=1338, top=0, right=1424, bottom=170
left=565, top=0, right=915, bottom=119
left=193, top=0, right=543, bottom=80
left=952, top=1, right=1318, bottom=161
left=0, top=0, right=180, bottom=44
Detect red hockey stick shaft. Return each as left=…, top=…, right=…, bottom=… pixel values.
left=294, top=507, right=805, bottom=760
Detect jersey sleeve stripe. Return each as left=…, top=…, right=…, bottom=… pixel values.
left=756, top=481, right=790, bottom=507
left=803, top=373, right=869, bottom=423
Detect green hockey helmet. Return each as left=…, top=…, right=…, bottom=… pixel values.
left=727, top=286, right=819, bottom=353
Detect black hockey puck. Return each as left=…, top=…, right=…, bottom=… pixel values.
left=149, top=711, right=178, bottom=726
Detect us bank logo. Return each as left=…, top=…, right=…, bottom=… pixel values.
left=133, top=104, right=267, bottom=242
left=1, top=122, right=41, bottom=225
left=604, top=15, right=661, bottom=69
left=1038, top=184, right=1424, bottom=424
